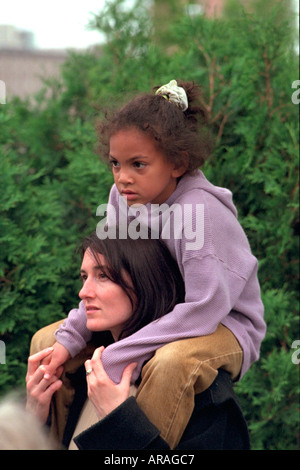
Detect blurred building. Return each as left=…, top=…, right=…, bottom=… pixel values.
left=0, top=25, right=67, bottom=101
left=152, top=0, right=252, bottom=43
left=0, top=25, right=35, bottom=50
left=203, top=0, right=226, bottom=17
left=153, top=0, right=235, bottom=20
left=153, top=0, right=291, bottom=19
left=0, top=48, right=67, bottom=101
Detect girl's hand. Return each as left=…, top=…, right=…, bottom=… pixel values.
left=85, top=346, right=137, bottom=420
left=42, top=342, right=71, bottom=380
left=26, top=348, right=63, bottom=424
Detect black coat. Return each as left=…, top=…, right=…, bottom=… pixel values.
left=62, top=367, right=250, bottom=450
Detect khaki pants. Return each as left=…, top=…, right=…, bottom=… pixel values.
left=30, top=322, right=242, bottom=449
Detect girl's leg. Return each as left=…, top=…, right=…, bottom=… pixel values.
left=135, top=324, right=243, bottom=449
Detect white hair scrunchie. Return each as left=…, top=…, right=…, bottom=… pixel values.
left=155, top=79, right=188, bottom=112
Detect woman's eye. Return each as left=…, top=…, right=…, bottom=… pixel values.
left=80, top=274, right=87, bottom=283
left=97, top=272, right=108, bottom=281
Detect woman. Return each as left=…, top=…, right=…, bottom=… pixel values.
left=26, top=230, right=249, bottom=450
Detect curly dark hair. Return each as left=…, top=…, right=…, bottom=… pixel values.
left=95, top=80, right=214, bottom=174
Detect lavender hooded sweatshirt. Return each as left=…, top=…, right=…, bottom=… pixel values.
left=55, top=170, right=266, bottom=383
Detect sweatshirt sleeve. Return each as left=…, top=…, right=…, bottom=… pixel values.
left=55, top=301, right=92, bottom=357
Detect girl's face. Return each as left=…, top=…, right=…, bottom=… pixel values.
left=109, top=128, right=185, bottom=206
left=79, top=249, right=133, bottom=341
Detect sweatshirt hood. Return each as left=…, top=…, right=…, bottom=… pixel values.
left=166, top=170, right=238, bottom=218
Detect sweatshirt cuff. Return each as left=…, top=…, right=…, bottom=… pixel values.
left=73, top=397, right=168, bottom=450
left=55, top=327, right=87, bottom=358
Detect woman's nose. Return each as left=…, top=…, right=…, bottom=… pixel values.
left=79, top=278, right=95, bottom=299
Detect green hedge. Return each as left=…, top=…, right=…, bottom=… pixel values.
left=0, top=0, right=299, bottom=449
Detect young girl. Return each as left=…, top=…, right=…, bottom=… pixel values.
left=39, top=79, right=266, bottom=448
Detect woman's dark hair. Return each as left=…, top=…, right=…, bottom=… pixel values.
left=80, top=229, right=185, bottom=340
left=96, top=80, right=214, bottom=174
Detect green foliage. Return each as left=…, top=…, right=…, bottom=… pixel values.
left=0, top=93, right=113, bottom=391
left=0, top=0, right=299, bottom=449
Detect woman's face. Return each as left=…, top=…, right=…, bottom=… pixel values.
left=79, top=248, right=133, bottom=341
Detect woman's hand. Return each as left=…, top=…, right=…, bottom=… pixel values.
left=26, top=348, right=63, bottom=424
left=85, top=346, right=137, bottom=420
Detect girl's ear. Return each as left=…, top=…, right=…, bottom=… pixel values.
left=172, top=152, right=189, bottom=178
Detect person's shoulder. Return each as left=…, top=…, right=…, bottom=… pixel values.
left=173, top=172, right=209, bottom=206
left=176, top=171, right=238, bottom=218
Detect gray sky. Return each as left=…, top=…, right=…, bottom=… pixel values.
left=1, top=0, right=106, bottom=49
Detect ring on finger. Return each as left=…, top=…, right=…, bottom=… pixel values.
left=86, top=368, right=93, bottom=376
